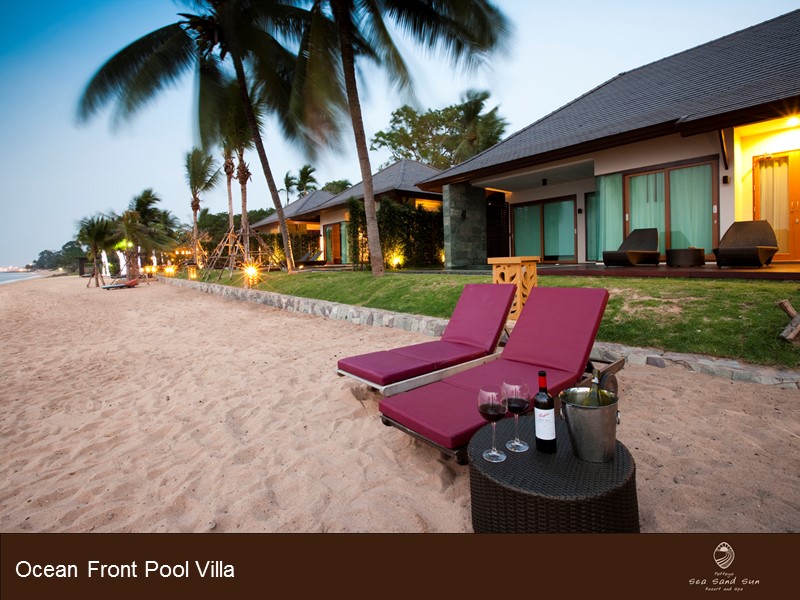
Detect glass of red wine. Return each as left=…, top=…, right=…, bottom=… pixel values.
left=502, top=378, right=530, bottom=453
left=478, top=384, right=507, bottom=463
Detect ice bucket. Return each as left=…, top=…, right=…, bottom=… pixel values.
left=558, top=387, right=620, bottom=463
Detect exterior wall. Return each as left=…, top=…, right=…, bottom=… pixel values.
left=443, top=183, right=487, bottom=268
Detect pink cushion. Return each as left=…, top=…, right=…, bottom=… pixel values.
left=502, top=287, right=608, bottom=377
left=444, top=359, right=577, bottom=396
left=379, top=382, right=485, bottom=449
left=392, top=340, right=486, bottom=370
left=442, top=283, right=515, bottom=352
left=338, top=283, right=514, bottom=386
left=338, top=351, right=433, bottom=386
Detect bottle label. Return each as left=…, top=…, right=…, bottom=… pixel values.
left=534, top=408, right=556, bottom=440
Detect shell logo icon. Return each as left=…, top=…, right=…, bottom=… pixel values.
left=714, top=542, right=735, bottom=569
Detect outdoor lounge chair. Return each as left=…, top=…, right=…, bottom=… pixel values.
left=603, top=228, right=661, bottom=266
left=337, top=283, right=516, bottom=396
left=297, top=251, right=325, bottom=267
left=378, top=286, right=618, bottom=464
left=101, top=278, right=139, bottom=290
left=713, top=220, right=778, bottom=267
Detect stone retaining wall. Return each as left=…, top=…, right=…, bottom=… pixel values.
left=161, top=278, right=800, bottom=389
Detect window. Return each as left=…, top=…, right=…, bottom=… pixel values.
left=512, top=197, right=576, bottom=262
left=323, top=222, right=349, bottom=264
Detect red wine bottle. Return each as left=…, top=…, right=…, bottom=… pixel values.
left=534, top=370, right=557, bottom=453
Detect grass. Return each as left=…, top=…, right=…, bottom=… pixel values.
left=199, top=269, right=800, bottom=369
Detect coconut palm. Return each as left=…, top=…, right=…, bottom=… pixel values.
left=295, top=0, right=510, bottom=276
left=296, top=163, right=318, bottom=197
left=77, top=215, right=118, bottom=287
left=450, top=89, right=508, bottom=164
left=281, top=171, right=298, bottom=206
left=185, top=148, right=222, bottom=263
left=77, top=0, right=342, bottom=273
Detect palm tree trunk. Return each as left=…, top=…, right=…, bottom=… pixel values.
left=224, top=154, right=235, bottom=230
left=191, top=198, right=200, bottom=264
left=332, top=2, right=384, bottom=276
left=237, top=148, right=251, bottom=264
left=231, top=54, right=295, bottom=273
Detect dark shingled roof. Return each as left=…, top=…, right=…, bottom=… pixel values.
left=420, top=9, right=800, bottom=190
left=250, top=189, right=334, bottom=228
left=312, top=159, right=441, bottom=214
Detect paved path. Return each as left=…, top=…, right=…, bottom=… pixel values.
left=162, top=278, right=800, bottom=389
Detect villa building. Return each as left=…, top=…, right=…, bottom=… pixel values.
left=418, top=10, right=800, bottom=268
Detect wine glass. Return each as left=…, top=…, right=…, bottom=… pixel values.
left=502, top=378, right=531, bottom=452
left=477, top=384, right=507, bottom=463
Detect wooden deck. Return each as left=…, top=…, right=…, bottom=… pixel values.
left=536, top=262, right=800, bottom=281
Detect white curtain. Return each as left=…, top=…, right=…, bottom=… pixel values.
left=759, top=157, right=790, bottom=252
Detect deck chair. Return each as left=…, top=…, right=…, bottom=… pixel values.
left=102, top=278, right=139, bottom=290
left=297, top=251, right=326, bottom=267
left=713, top=220, right=778, bottom=267
left=378, top=287, right=615, bottom=464
left=603, top=228, right=661, bottom=266
left=337, top=283, right=516, bottom=396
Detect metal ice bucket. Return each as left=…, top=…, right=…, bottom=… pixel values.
left=558, top=387, right=620, bottom=463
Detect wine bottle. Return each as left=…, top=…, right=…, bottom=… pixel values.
left=533, top=370, right=557, bottom=453
left=585, top=367, right=601, bottom=406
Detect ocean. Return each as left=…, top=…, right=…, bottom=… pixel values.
left=0, top=272, right=41, bottom=285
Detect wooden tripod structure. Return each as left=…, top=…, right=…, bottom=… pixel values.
left=201, top=228, right=286, bottom=282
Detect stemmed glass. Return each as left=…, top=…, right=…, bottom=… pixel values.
left=502, top=379, right=531, bottom=453
left=477, top=384, right=508, bottom=463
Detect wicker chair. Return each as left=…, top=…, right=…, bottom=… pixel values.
left=713, top=220, right=778, bottom=267
left=603, top=228, right=661, bottom=266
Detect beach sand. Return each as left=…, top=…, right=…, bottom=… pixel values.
left=1, top=276, right=797, bottom=533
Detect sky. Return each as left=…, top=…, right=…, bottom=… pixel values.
left=0, top=0, right=798, bottom=268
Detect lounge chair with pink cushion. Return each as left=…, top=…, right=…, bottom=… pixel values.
left=337, top=283, right=516, bottom=396
left=378, top=286, right=612, bottom=464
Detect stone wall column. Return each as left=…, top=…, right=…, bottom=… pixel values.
left=443, top=183, right=487, bottom=269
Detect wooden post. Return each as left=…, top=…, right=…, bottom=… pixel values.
left=488, top=256, right=540, bottom=320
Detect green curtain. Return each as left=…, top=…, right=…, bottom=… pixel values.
left=543, top=199, right=575, bottom=260
left=629, top=172, right=666, bottom=254
left=589, top=174, right=624, bottom=260
left=324, top=225, right=333, bottom=262
left=513, top=204, right=541, bottom=256
left=669, top=164, right=712, bottom=251
left=340, top=221, right=349, bottom=263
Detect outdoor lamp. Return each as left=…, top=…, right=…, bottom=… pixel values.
left=187, top=262, right=197, bottom=280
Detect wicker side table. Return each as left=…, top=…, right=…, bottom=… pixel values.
left=666, top=247, right=706, bottom=267
left=468, top=417, right=640, bottom=533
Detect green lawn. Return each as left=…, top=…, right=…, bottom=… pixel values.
left=202, top=269, right=800, bottom=369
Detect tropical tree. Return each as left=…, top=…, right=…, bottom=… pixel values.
left=321, top=179, right=351, bottom=194
left=185, top=148, right=222, bottom=263
left=296, top=163, right=318, bottom=196
left=370, top=89, right=507, bottom=169
left=77, top=0, right=343, bottom=274
left=295, top=0, right=510, bottom=276
left=77, top=215, right=118, bottom=287
left=280, top=171, right=297, bottom=205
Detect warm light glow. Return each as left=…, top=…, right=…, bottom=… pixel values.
left=164, top=265, right=176, bottom=277
left=788, top=116, right=800, bottom=127
left=389, top=253, right=404, bottom=268
left=187, top=265, right=197, bottom=280
left=243, top=264, right=260, bottom=286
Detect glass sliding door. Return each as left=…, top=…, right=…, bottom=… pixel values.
left=622, top=159, right=717, bottom=256
left=543, top=199, right=575, bottom=261
left=628, top=172, right=666, bottom=254
left=513, top=204, right=540, bottom=257
left=586, top=174, right=624, bottom=261
left=512, top=197, right=575, bottom=262
left=669, top=164, right=712, bottom=251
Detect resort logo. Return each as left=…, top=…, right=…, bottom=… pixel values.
left=713, top=542, right=735, bottom=569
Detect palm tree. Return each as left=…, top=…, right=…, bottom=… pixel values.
left=77, top=215, right=118, bottom=287
left=296, top=163, right=318, bottom=197
left=185, top=148, right=222, bottom=263
left=222, top=141, right=236, bottom=230
left=281, top=171, right=298, bottom=206
left=77, top=1, right=342, bottom=274
left=296, top=0, right=510, bottom=276
left=451, top=89, right=508, bottom=163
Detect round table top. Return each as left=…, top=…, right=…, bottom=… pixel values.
left=467, top=416, right=635, bottom=500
